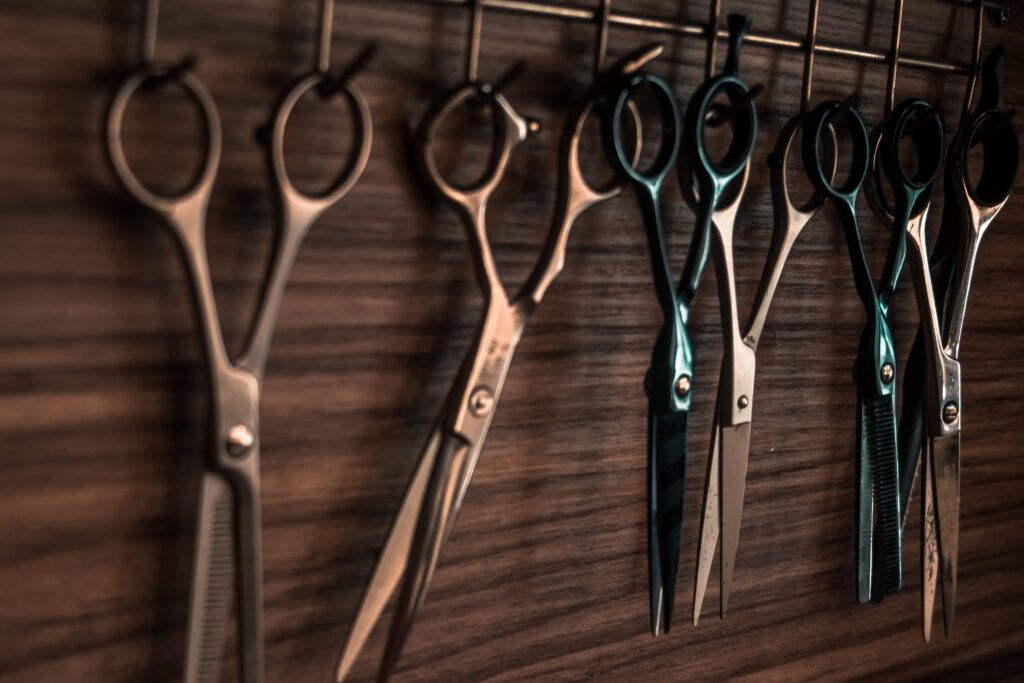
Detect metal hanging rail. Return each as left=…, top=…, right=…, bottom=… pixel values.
left=398, top=0, right=1009, bottom=76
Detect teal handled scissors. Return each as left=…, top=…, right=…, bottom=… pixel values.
left=801, top=93, right=909, bottom=605
left=692, top=4, right=844, bottom=622
left=334, top=3, right=650, bottom=678
left=599, top=41, right=684, bottom=635
left=900, top=46, right=1018, bottom=640
left=105, top=0, right=372, bottom=681
left=680, top=13, right=760, bottom=622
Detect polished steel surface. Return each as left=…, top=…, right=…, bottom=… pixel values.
left=105, top=1, right=372, bottom=681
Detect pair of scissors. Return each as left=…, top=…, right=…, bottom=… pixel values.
left=900, top=46, right=1018, bottom=640
left=680, top=13, right=761, bottom=622
left=334, top=6, right=647, bottom=679
left=801, top=91, right=907, bottom=604
left=692, top=5, right=841, bottom=622
left=865, top=96, right=943, bottom=603
left=599, top=38, right=683, bottom=635
left=105, top=1, right=372, bottom=680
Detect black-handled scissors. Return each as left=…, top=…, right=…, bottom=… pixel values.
left=802, top=97, right=906, bottom=605
left=900, top=46, right=1018, bottom=640
left=105, top=1, right=372, bottom=681
left=679, top=13, right=760, bottom=621
left=334, top=6, right=650, bottom=678
left=600, top=43, right=684, bottom=636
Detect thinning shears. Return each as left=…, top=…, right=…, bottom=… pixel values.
left=802, top=89, right=908, bottom=604
left=901, top=45, right=1018, bottom=640
left=105, top=1, right=372, bottom=681
left=599, top=38, right=684, bottom=635
left=692, top=3, right=839, bottom=622
left=334, top=2, right=647, bottom=678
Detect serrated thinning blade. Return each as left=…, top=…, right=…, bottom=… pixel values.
left=650, top=411, right=688, bottom=635
left=865, top=396, right=902, bottom=599
left=932, top=434, right=960, bottom=637
left=185, top=472, right=235, bottom=683
left=856, top=398, right=875, bottom=604
left=720, top=422, right=752, bottom=617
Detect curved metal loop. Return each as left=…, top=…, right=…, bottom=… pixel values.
left=958, top=105, right=1019, bottom=210
left=604, top=71, right=681, bottom=191
left=105, top=63, right=222, bottom=224
left=418, top=81, right=533, bottom=217
left=769, top=112, right=836, bottom=217
left=267, top=70, right=372, bottom=213
left=802, top=100, right=869, bottom=203
left=881, top=99, right=944, bottom=207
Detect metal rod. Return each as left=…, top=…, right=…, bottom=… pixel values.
left=403, top=0, right=1005, bottom=76
left=318, top=0, right=335, bottom=72
left=466, top=0, right=484, bottom=82
left=884, top=0, right=906, bottom=115
left=800, top=0, right=821, bottom=111
left=960, top=0, right=986, bottom=123
left=140, top=0, right=160, bottom=63
left=704, top=0, right=722, bottom=79
left=593, top=0, right=611, bottom=77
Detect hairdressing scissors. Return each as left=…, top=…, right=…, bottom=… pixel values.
left=334, top=1, right=647, bottom=678
left=599, top=33, right=684, bottom=635
left=843, top=0, right=944, bottom=604
left=692, top=3, right=838, bottom=623
left=105, top=1, right=372, bottom=681
left=901, top=45, right=1018, bottom=640
left=801, top=67, right=910, bottom=604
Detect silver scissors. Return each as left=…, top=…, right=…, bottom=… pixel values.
left=902, top=43, right=1018, bottom=640
left=105, top=1, right=372, bottom=680
left=692, top=0, right=839, bottom=623
left=334, top=0, right=642, bottom=679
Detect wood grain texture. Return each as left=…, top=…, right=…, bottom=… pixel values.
left=1, top=0, right=1023, bottom=681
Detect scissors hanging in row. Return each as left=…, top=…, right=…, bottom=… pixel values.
left=333, top=0, right=656, bottom=678
left=105, top=0, right=372, bottom=681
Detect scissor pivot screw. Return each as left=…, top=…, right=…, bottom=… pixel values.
left=738, top=395, right=750, bottom=409
left=468, top=387, right=495, bottom=417
left=880, top=363, right=894, bottom=384
left=942, top=401, right=959, bottom=425
left=674, top=375, right=691, bottom=398
left=226, top=424, right=255, bottom=457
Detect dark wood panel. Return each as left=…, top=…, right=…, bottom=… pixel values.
left=1, top=0, right=1023, bottom=681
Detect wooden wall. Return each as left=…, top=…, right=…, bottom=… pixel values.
left=2, top=0, right=1023, bottom=680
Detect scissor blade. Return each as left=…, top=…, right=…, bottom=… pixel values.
left=932, top=433, right=960, bottom=637
left=334, top=428, right=443, bottom=682
left=922, top=438, right=938, bottom=642
left=184, top=472, right=235, bottom=683
left=719, top=422, right=752, bottom=618
left=693, top=401, right=722, bottom=625
left=379, top=432, right=471, bottom=681
left=855, top=397, right=875, bottom=604
left=865, top=396, right=902, bottom=600
left=649, top=411, right=688, bottom=635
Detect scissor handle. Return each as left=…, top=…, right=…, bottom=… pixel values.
left=879, top=99, right=944, bottom=210
left=419, top=81, right=534, bottom=224
left=803, top=100, right=870, bottom=206
left=603, top=71, right=681, bottom=193
left=954, top=107, right=1019, bottom=211
left=266, top=69, right=372, bottom=224
left=105, top=61, right=222, bottom=229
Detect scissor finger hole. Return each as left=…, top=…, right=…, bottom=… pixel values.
left=895, top=104, right=943, bottom=190
left=429, top=93, right=504, bottom=190
left=964, top=108, right=1019, bottom=206
left=278, top=77, right=360, bottom=197
left=579, top=99, right=641, bottom=191
left=624, top=83, right=674, bottom=177
left=115, top=72, right=210, bottom=197
left=804, top=102, right=868, bottom=197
